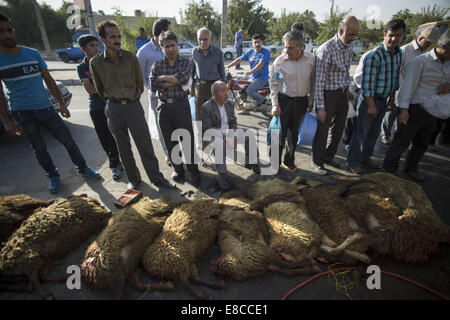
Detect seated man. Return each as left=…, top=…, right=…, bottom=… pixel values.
left=226, top=34, right=270, bottom=115
left=201, top=81, right=260, bottom=190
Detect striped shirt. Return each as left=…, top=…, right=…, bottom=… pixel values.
left=0, top=46, right=51, bottom=111
left=361, top=42, right=402, bottom=98
left=314, top=34, right=353, bottom=109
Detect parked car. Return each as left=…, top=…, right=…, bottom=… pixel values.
left=0, top=81, right=72, bottom=135
left=56, top=40, right=105, bottom=63
left=222, top=41, right=254, bottom=60
left=266, top=41, right=284, bottom=54
left=178, top=41, right=196, bottom=57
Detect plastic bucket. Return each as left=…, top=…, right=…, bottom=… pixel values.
left=189, top=96, right=196, bottom=120
left=297, top=112, right=317, bottom=146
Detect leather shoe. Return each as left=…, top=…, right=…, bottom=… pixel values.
left=154, top=179, right=177, bottom=189
left=361, top=158, right=381, bottom=169
left=218, top=175, right=231, bottom=191
left=171, top=171, right=185, bottom=182
left=245, top=164, right=261, bottom=174
left=324, top=158, right=341, bottom=168
left=404, top=170, right=425, bottom=182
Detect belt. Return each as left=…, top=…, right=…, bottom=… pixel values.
left=160, top=97, right=188, bottom=104
left=278, top=92, right=307, bottom=101
left=109, top=98, right=137, bottom=105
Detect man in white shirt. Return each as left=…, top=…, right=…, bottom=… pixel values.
left=201, top=81, right=260, bottom=190
left=269, top=30, right=315, bottom=174
left=383, top=30, right=450, bottom=181
left=380, top=25, right=440, bottom=144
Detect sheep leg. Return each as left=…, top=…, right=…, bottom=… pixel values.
left=180, top=278, right=210, bottom=300
left=321, top=235, right=371, bottom=264
left=190, top=264, right=225, bottom=290
left=30, top=269, right=55, bottom=300
left=321, top=233, right=363, bottom=255
left=269, top=264, right=321, bottom=276
left=271, top=251, right=318, bottom=269
left=128, top=269, right=175, bottom=292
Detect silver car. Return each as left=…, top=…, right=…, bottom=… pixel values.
left=178, top=41, right=196, bottom=57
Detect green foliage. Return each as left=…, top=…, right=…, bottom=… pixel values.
left=266, top=9, right=320, bottom=43
left=315, top=8, right=351, bottom=45
left=227, top=0, right=273, bottom=44
left=359, top=20, right=384, bottom=49
left=178, top=0, right=221, bottom=43
left=391, top=5, right=449, bottom=44
left=114, top=12, right=158, bottom=53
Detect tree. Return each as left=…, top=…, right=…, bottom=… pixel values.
left=177, top=0, right=221, bottom=43
left=391, top=5, right=449, bottom=44
left=266, top=9, right=301, bottom=43
left=299, top=10, right=319, bottom=41
left=359, top=19, right=384, bottom=49
left=315, top=8, right=351, bottom=45
left=226, top=0, right=273, bottom=43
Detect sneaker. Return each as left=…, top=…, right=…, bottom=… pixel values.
left=348, top=166, right=363, bottom=175
left=404, top=170, right=425, bottom=182
left=361, top=158, right=381, bottom=169
left=127, top=179, right=141, bottom=190
left=48, top=176, right=60, bottom=194
left=381, top=137, right=390, bottom=145
left=79, top=167, right=101, bottom=179
left=311, top=162, right=327, bottom=175
left=111, top=167, right=121, bottom=180
left=324, top=158, right=341, bottom=168
left=238, top=109, right=250, bottom=115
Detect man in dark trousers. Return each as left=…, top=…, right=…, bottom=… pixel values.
left=150, top=31, right=201, bottom=186
left=77, top=34, right=122, bottom=180
left=90, top=20, right=175, bottom=191
left=0, top=13, right=100, bottom=194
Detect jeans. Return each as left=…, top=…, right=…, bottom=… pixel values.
left=11, top=107, right=87, bottom=178
left=347, top=97, right=387, bottom=168
left=236, top=46, right=243, bottom=68
left=246, top=77, right=268, bottom=105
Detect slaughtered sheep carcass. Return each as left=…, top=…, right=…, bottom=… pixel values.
left=362, top=172, right=450, bottom=263
left=211, top=193, right=320, bottom=281
left=81, top=197, right=180, bottom=297
left=0, top=194, right=54, bottom=247
left=0, top=195, right=112, bottom=299
left=142, top=199, right=225, bottom=299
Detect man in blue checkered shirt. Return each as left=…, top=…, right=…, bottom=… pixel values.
left=346, top=19, right=405, bottom=174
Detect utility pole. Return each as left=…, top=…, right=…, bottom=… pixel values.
left=221, top=0, right=227, bottom=48
left=330, top=0, right=335, bottom=17
left=31, top=0, right=55, bottom=58
left=84, top=0, right=97, bottom=36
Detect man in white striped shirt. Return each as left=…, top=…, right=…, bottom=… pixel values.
left=311, top=16, right=360, bottom=175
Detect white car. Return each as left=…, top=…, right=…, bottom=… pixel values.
left=222, top=41, right=253, bottom=60
left=178, top=41, right=196, bottom=57
left=266, top=41, right=284, bottom=54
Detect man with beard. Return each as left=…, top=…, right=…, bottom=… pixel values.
left=150, top=31, right=201, bottom=186
left=0, top=13, right=100, bottom=194
left=90, top=20, right=175, bottom=191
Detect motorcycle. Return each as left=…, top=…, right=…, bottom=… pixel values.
left=226, top=69, right=272, bottom=119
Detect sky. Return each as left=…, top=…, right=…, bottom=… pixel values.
left=38, top=0, right=449, bottom=23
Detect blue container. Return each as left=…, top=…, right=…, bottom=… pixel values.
left=297, top=112, right=317, bottom=146
left=189, top=96, right=196, bottom=120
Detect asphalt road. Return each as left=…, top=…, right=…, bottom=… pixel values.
left=0, top=72, right=449, bottom=301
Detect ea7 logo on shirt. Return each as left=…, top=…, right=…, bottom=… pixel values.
left=22, top=64, right=39, bottom=74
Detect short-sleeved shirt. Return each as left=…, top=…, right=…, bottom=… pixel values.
left=135, top=35, right=150, bottom=51
left=77, top=56, right=106, bottom=111
left=234, top=31, right=243, bottom=48
left=0, top=46, right=51, bottom=111
left=241, top=48, right=270, bottom=81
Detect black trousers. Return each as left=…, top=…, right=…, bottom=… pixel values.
left=383, top=104, right=437, bottom=173
left=90, top=109, right=120, bottom=168
left=158, top=99, right=200, bottom=175
left=275, top=94, right=308, bottom=166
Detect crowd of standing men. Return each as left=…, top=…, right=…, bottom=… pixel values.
left=0, top=12, right=449, bottom=195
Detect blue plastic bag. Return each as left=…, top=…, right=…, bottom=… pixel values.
left=189, top=96, right=196, bottom=121
left=297, top=112, right=317, bottom=146
left=267, top=116, right=281, bottom=145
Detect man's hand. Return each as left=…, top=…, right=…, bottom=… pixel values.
left=346, top=92, right=355, bottom=102
left=3, top=118, right=21, bottom=136
left=307, top=105, right=313, bottom=112
left=59, top=104, right=71, bottom=118
left=386, top=96, right=396, bottom=112
left=245, top=71, right=253, bottom=77
left=271, top=105, right=281, bottom=116
left=436, top=83, right=450, bottom=95
left=398, top=108, right=409, bottom=124
left=316, top=108, right=326, bottom=123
